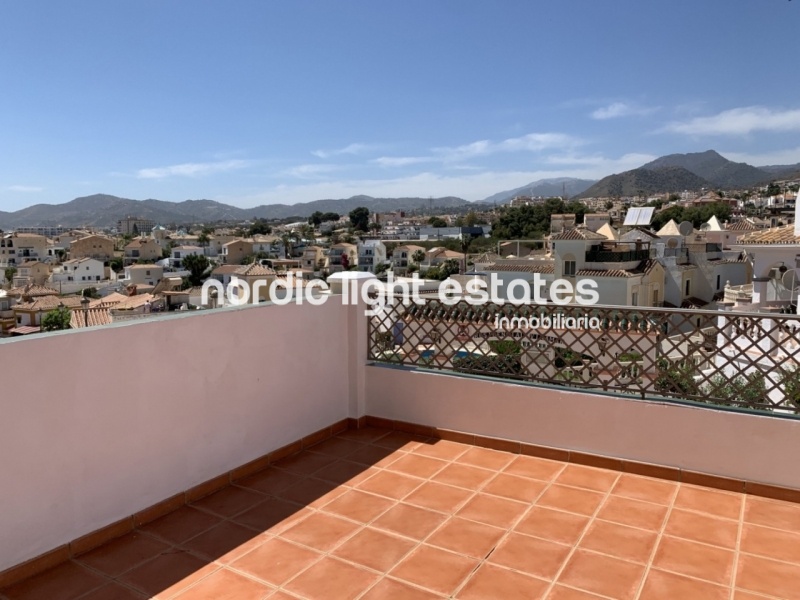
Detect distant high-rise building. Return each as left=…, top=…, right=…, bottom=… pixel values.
left=117, top=216, right=155, bottom=235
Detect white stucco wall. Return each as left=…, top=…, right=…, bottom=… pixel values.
left=0, top=299, right=353, bottom=571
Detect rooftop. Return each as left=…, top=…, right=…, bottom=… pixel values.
left=3, top=424, right=799, bottom=600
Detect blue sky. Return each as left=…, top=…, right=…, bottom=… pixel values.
left=1, top=1, right=799, bottom=211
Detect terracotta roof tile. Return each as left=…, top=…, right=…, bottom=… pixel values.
left=69, top=308, right=113, bottom=329
left=737, top=225, right=800, bottom=245
left=550, top=228, right=607, bottom=241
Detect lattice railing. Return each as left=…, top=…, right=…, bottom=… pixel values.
left=367, top=299, right=800, bottom=415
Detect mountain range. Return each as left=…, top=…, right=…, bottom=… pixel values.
left=577, top=150, right=799, bottom=199
left=1, top=150, right=798, bottom=229
left=0, top=194, right=470, bottom=230
left=482, top=177, right=597, bottom=204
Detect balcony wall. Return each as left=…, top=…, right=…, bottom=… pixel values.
left=0, top=299, right=354, bottom=572
left=365, top=365, right=800, bottom=490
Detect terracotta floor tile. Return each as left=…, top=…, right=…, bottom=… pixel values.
left=412, top=439, right=470, bottom=461
left=76, top=532, right=171, bottom=577
left=736, top=553, right=800, bottom=600
left=557, top=549, right=645, bottom=600
left=180, top=521, right=265, bottom=563
left=639, top=569, right=729, bottom=600
left=455, top=447, right=515, bottom=471
left=673, top=484, right=743, bottom=520
left=360, top=578, right=443, bottom=600
left=390, top=545, right=479, bottom=596
left=596, top=495, right=669, bottom=531
left=403, top=481, right=474, bottom=514
left=458, top=563, right=549, bottom=600
left=232, top=497, right=312, bottom=535
left=336, top=427, right=391, bottom=443
left=312, top=460, right=376, bottom=487
left=545, top=586, right=607, bottom=599
left=191, top=485, right=265, bottom=518
left=426, top=517, right=505, bottom=559
left=284, top=556, right=379, bottom=600
left=139, top=506, right=223, bottom=544
left=482, top=473, right=547, bottom=503
left=370, top=431, right=429, bottom=452
left=555, top=464, right=619, bottom=492
left=345, top=444, right=401, bottom=468
left=306, top=437, right=364, bottom=458
left=277, top=477, right=347, bottom=508
left=578, top=520, right=658, bottom=563
left=332, top=528, right=416, bottom=572
left=733, top=591, right=777, bottom=600
left=740, top=523, right=800, bottom=563
left=488, top=532, right=571, bottom=580
left=386, top=453, right=448, bottom=479
left=664, top=508, right=739, bottom=548
left=503, top=455, right=564, bottom=481
left=456, top=493, right=528, bottom=528
left=537, top=485, right=605, bottom=517
left=230, top=537, right=322, bottom=586
left=372, top=502, right=448, bottom=540
left=321, top=489, right=395, bottom=523
left=744, top=495, right=800, bottom=534
left=611, top=474, right=677, bottom=505
left=273, top=451, right=338, bottom=476
left=76, top=582, right=148, bottom=600
left=117, top=549, right=217, bottom=598
left=235, top=468, right=304, bottom=496
left=356, top=470, right=424, bottom=500
left=515, top=506, right=590, bottom=545
left=1, top=561, right=107, bottom=600
left=171, top=568, right=272, bottom=600
left=652, top=535, right=735, bottom=585
left=280, top=512, right=361, bottom=552
left=432, top=464, right=495, bottom=490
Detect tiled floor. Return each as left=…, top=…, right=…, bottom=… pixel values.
left=3, top=427, right=800, bottom=600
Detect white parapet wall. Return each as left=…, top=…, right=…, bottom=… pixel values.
left=0, top=299, right=354, bottom=572
left=365, top=365, right=800, bottom=490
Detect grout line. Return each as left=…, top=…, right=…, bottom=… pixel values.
left=540, top=468, right=622, bottom=599
left=632, top=479, right=679, bottom=600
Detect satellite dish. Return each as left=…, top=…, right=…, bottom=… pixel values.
left=782, top=270, right=800, bottom=291
left=678, top=221, right=694, bottom=237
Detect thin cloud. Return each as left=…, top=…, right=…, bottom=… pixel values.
left=372, top=156, right=434, bottom=167
left=660, top=106, right=800, bottom=136
left=311, top=143, right=375, bottom=159
left=284, top=163, right=343, bottom=178
left=7, top=185, right=43, bottom=192
left=591, top=102, right=658, bottom=120
left=136, top=159, right=251, bottom=179
left=434, top=132, right=581, bottom=162
left=544, top=152, right=657, bottom=171
left=722, top=147, right=800, bottom=167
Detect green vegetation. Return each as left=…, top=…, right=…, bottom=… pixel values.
left=422, top=259, right=461, bottom=281
left=654, top=358, right=700, bottom=396
left=650, top=202, right=732, bottom=231
left=308, top=211, right=340, bottom=226
left=428, top=216, right=448, bottom=228
left=349, top=207, right=370, bottom=232
left=41, top=306, right=71, bottom=331
left=780, top=366, right=800, bottom=409
left=488, top=340, right=522, bottom=355
left=491, top=198, right=587, bottom=239
left=4, top=266, right=17, bottom=284
left=453, top=354, right=524, bottom=377
left=706, top=373, right=767, bottom=409
left=248, top=219, right=272, bottom=236
left=182, top=254, right=210, bottom=286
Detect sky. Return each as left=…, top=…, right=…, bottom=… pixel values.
left=1, top=0, right=799, bottom=211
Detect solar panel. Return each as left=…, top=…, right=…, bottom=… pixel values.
left=623, top=207, right=654, bottom=226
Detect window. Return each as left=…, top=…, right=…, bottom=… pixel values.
left=146, top=270, right=151, bottom=276
left=653, top=289, right=659, bottom=305
left=631, top=292, right=638, bottom=306
left=716, top=274, right=721, bottom=290
left=564, top=260, right=576, bottom=276
left=685, top=279, right=691, bottom=296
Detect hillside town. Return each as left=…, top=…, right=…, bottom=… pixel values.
left=1, top=177, right=798, bottom=337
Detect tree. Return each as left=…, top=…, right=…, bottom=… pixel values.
left=369, top=222, right=381, bottom=233
left=4, top=266, right=17, bottom=285
left=182, top=254, right=210, bottom=286
left=248, top=219, right=272, bottom=236
left=605, top=200, right=614, bottom=210
left=42, top=306, right=71, bottom=331
left=412, top=249, right=426, bottom=264
left=465, top=211, right=479, bottom=227
left=109, top=257, right=123, bottom=273
left=428, top=216, right=447, bottom=228
left=349, top=207, right=370, bottom=232
left=197, top=231, right=211, bottom=247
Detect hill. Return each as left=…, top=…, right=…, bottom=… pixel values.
left=577, top=166, right=711, bottom=199
left=641, top=150, right=767, bottom=188
left=0, top=194, right=470, bottom=229
left=482, top=177, right=596, bottom=205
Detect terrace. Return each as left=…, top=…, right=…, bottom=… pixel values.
left=1, top=274, right=800, bottom=599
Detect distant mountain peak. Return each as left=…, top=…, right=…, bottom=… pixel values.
left=641, top=150, right=767, bottom=188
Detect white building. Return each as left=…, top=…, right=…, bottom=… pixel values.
left=51, top=258, right=105, bottom=283
left=357, top=240, right=387, bottom=273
